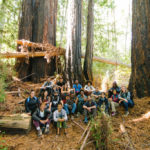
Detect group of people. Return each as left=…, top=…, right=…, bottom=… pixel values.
left=25, top=76, right=134, bottom=137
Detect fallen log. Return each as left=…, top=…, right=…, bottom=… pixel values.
left=0, top=52, right=131, bottom=68
left=0, top=113, right=31, bottom=134
left=81, top=54, right=131, bottom=68
left=0, top=51, right=64, bottom=59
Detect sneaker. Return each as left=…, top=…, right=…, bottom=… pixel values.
left=84, top=117, right=88, bottom=124
left=76, top=112, right=80, bottom=117
left=37, top=129, right=42, bottom=137
left=45, top=127, right=49, bottom=134
left=124, top=111, right=129, bottom=116
left=112, top=112, right=116, bottom=116
left=71, top=115, right=74, bottom=120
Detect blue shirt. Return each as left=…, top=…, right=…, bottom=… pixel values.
left=77, top=94, right=87, bottom=102
left=73, top=84, right=82, bottom=93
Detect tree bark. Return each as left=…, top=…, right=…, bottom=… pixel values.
left=15, top=0, right=57, bottom=82
left=83, top=0, right=94, bottom=81
left=65, top=0, right=83, bottom=86
left=0, top=114, right=31, bottom=134
left=129, top=0, right=150, bottom=98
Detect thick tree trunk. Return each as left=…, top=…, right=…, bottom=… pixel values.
left=83, top=0, right=94, bottom=81
left=65, top=0, right=83, bottom=86
left=129, top=0, right=150, bottom=98
left=16, top=0, right=57, bottom=82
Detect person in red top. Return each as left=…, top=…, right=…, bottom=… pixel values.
left=109, top=89, right=119, bottom=116
left=41, top=90, right=51, bottom=110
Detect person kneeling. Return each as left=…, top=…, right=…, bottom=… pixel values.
left=32, top=102, right=52, bottom=137
left=83, top=95, right=97, bottom=123
left=53, top=103, right=68, bottom=135
left=64, top=94, right=76, bottom=119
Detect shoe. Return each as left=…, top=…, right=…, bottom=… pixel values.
left=84, top=117, right=88, bottom=124
left=112, top=112, right=116, bottom=116
left=45, top=127, right=49, bottom=134
left=37, top=129, right=42, bottom=137
left=71, top=115, right=74, bottom=120
left=76, top=112, right=80, bottom=117
left=124, top=111, right=129, bottom=116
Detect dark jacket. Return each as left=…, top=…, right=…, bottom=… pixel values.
left=25, top=96, right=40, bottom=114
left=32, top=108, right=52, bottom=122
left=51, top=95, right=61, bottom=108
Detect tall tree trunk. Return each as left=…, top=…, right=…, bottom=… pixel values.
left=129, top=0, right=150, bottom=98
left=83, top=0, right=94, bottom=81
left=15, top=0, right=57, bottom=82
left=65, top=0, right=83, bottom=86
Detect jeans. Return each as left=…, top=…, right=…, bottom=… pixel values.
left=84, top=108, right=96, bottom=119
left=77, top=101, right=84, bottom=113
left=64, top=103, right=77, bottom=115
left=122, top=99, right=134, bottom=111
left=110, top=101, right=119, bottom=112
left=33, top=119, right=50, bottom=130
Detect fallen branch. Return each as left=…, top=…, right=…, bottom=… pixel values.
left=80, top=126, right=91, bottom=150
left=78, top=121, right=91, bottom=144
left=71, top=119, right=84, bottom=131
left=120, top=123, right=135, bottom=150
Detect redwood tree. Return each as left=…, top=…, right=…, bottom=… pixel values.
left=84, top=0, right=94, bottom=81
left=16, top=0, right=57, bottom=82
left=65, top=0, right=83, bottom=85
left=129, top=0, right=150, bottom=98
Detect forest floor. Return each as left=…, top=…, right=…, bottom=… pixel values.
left=0, top=81, right=150, bottom=150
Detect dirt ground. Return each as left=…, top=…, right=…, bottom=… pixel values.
left=0, top=82, right=150, bottom=150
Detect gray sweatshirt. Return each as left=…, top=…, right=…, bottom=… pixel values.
left=53, top=109, right=67, bottom=122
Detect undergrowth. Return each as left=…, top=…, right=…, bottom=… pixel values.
left=91, top=111, right=112, bottom=150
left=0, top=60, right=13, bottom=102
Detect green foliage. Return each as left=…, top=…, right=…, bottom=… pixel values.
left=91, top=112, right=112, bottom=149
left=0, top=60, right=12, bottom=102
left=0, top=0, right=21, bottom=52
left=0, top=131, right=8, bottom=150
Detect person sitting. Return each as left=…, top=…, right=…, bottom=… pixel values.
left=50, top=91, right=63, bottom=112
left=53, top=103, right=68, bottom=135
left=84, top=81, right=95, bottom=96
left=92, top=87, right=101, bottom=103
left=83, top=95, right=97, bottom=123
left=32, top=102, right=52, bottom=136
left=56, top=76, right=65, bottom=93
left=73, top=79, right=82, bottom=95
left=41, top=90, right=51, bottom=110
left=51, top=85, right=60, bottom=96
left=119, top=86, right=134, bottom=116
left=108, top=81, right=121, bottom=98
left=61, top=83, right=70, bottom=103
left=97, top=92, right=109, bottom=114
left=25, top=90, right=40, bottom=115
left=64, top=95, right=76, bottom=119
left=76, top=90, right=87, bottom=115
left=109, top=89, right=119, bottom=116
left=40, top=77, right=53, bottom=96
